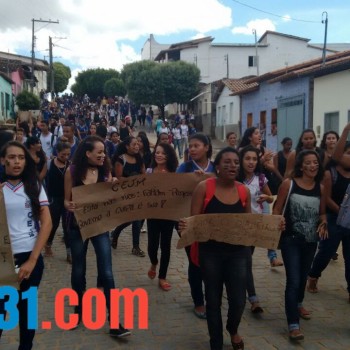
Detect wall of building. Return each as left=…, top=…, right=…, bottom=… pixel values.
left=241, top=77, right=310, bottom=146
left=0, top=76, right=13, bottom=121
left=313, top=70, right=350, bottom=138
left=215, top=86, right=240, bottom=140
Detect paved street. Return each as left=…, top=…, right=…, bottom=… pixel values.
left=2, top=129, right=350, bottom=349
left=2, top=229, right=350, bottom=350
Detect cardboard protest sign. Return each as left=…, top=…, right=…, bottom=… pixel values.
left=72, top=173, right=212, bottom=240
left=177, top=213, right=283, bottom=250
left=0, top=188, right=18, bottom=288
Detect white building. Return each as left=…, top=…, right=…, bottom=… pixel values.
left=141, top=31, right=350, bottom=138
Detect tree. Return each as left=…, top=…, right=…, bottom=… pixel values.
left=52, top=62, right=71, bottom=93
left=121, top=60, right=200, bottom=115
left=15, top=90, right=40, bottom=111
left=71, top=68, right=121, bottom=99
left=103, top=78, right=126, bottom=98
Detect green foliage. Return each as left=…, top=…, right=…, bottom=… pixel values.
left=103, top=78, right=126, bottom=98
left=52, top=62, right=71, bottom=93
left=71, top=68, right=121, bottom=99
left=121, top=60, right=200, bottom=107
left=15, top=90, right=40, bottom=110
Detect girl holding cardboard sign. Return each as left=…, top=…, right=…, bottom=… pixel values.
left=146, top=143, right=178, bottom=291
left=0, top=141, right=52, bottom=349
left=180, top=147, right=251, bottom=350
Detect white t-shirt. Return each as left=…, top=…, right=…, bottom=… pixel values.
left=180, top=124, right=188, bottom=138
left=40, top=132, right=53, bottom=159
left=3, top=182, right=49, bottom=254
left=159, top=127, right=169, bottom=134
left=172, top=128, right=181, bottom=140
left=243, top=174, right=268, bottom=214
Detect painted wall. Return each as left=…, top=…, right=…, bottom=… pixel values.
left=241, top=76, right=310, bottom=146
left=216, top=86, right=240, bottom=140
left=313, top=70, right=350, bottom=140
left=0, top=76, right=14, bottom=121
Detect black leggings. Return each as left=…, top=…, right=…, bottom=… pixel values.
left=47, top=196, right=69, bottom=249
left=147, top=219, right=174, bottom=279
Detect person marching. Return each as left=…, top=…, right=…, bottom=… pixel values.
left=0, top=141, right=52, bottom=350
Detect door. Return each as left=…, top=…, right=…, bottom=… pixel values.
left=277, top=95, right=305, bottom=151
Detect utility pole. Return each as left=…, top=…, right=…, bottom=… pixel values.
left=49, top=36, right=54, bottom=93
left=224, top=54, right=229, bottom=78
left=252, top=29, right=259, bottom=76
left=31, top=18, right=59, bottom=93
left=322, top=12, right=328, bottom=66
left=194, top=54, right=197, bottom=66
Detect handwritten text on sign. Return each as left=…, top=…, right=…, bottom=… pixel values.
left=72, top=173, right=211, bottom=240
left=0, top=189, right=18, bottom=287
left=177, top=213, right=283, bottom=250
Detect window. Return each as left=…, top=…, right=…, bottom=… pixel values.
left=348, top=110, right=350, bottom=123
left=1, top=93, right=4, bottom=117
left=247, top=113, right=253, bottom=128
left=271, top=109, right=277, bottom=124
left=260, top=111, right=266, bottom=129
left=248, top=56, right=257, bottom=67
left=229, top=102, right=234, bottom=124
left=324, top=111, right=339, bottom=133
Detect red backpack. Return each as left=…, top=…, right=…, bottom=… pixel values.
left=190, top=177, right=247, bottom=266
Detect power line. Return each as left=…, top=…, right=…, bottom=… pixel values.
left=230, top=0, right=320, bottom=23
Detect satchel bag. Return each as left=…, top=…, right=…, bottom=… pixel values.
left=336, top=184, right=350, bottom=229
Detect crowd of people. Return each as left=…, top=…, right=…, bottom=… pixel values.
left=0, top=93, right=349, bottom=350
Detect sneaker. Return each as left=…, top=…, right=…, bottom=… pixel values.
left=132, top=247, right=145, bottom=257
left=110, top=324, right=131, bottom=338
left=298, top=306, right=311, bottom=320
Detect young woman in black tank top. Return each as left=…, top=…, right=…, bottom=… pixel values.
left=182, top=147, right=251, bottom=350
left=110, top=136, right=145, bottom=256
left=273, top=150, right=327, bottom=342
left=309, top=133, right=350, bottom=298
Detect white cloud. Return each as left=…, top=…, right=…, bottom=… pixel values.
left=232, top=19, right=276, bottom=37
left=282, top=15, right=292, bottom=22
left=0, top=0, right=232, bottom=87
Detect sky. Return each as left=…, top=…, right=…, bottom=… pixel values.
left=1, top=0, right=349, bottom=90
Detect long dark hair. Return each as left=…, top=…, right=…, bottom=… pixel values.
left=189, top=133, right=213, bottom=159
left=25, top=136, right=47, bottom=163
left=293, top=150, right=324, bottom=182
left=151, top=142, right=178, bottom=172
left=137, top=133, right=151, bottom=156
left=238, top=127, right=259, bottom=148
left=295, top=129, right=317, bottom=154
left=320, top=131, right=339, bottom=150
left=112, top=136, right=143, bottom=169
left=237, top=145, right=262, bottom=181
left=0, top=141, right=41, bottom=221
left=71, top=135, right=111, bottom=181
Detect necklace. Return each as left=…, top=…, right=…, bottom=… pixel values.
left=88, top=167, right=97, bottom=175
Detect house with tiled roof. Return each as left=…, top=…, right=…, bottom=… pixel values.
left=231, top=50, right=350, bottom=150
left=0, top=72, right=15, bottom=121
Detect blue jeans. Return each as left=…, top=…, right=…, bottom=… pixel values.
left=199, top=244, right=249, bottom=350
left=280, top=235, right=317, bottom=330
left=173, top=139, right=182, bottom=157
left=309, top=213, right=350, bottom=292
left=68, top=229, right=115, bottom=316
left=0, top=252, right=44, bottom=350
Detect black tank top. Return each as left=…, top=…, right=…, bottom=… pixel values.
left=200, top=195, right=247, bottom=252
left=328, top=167, right=350, bottom=213
left=277, top=151, right=287, bottom=177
